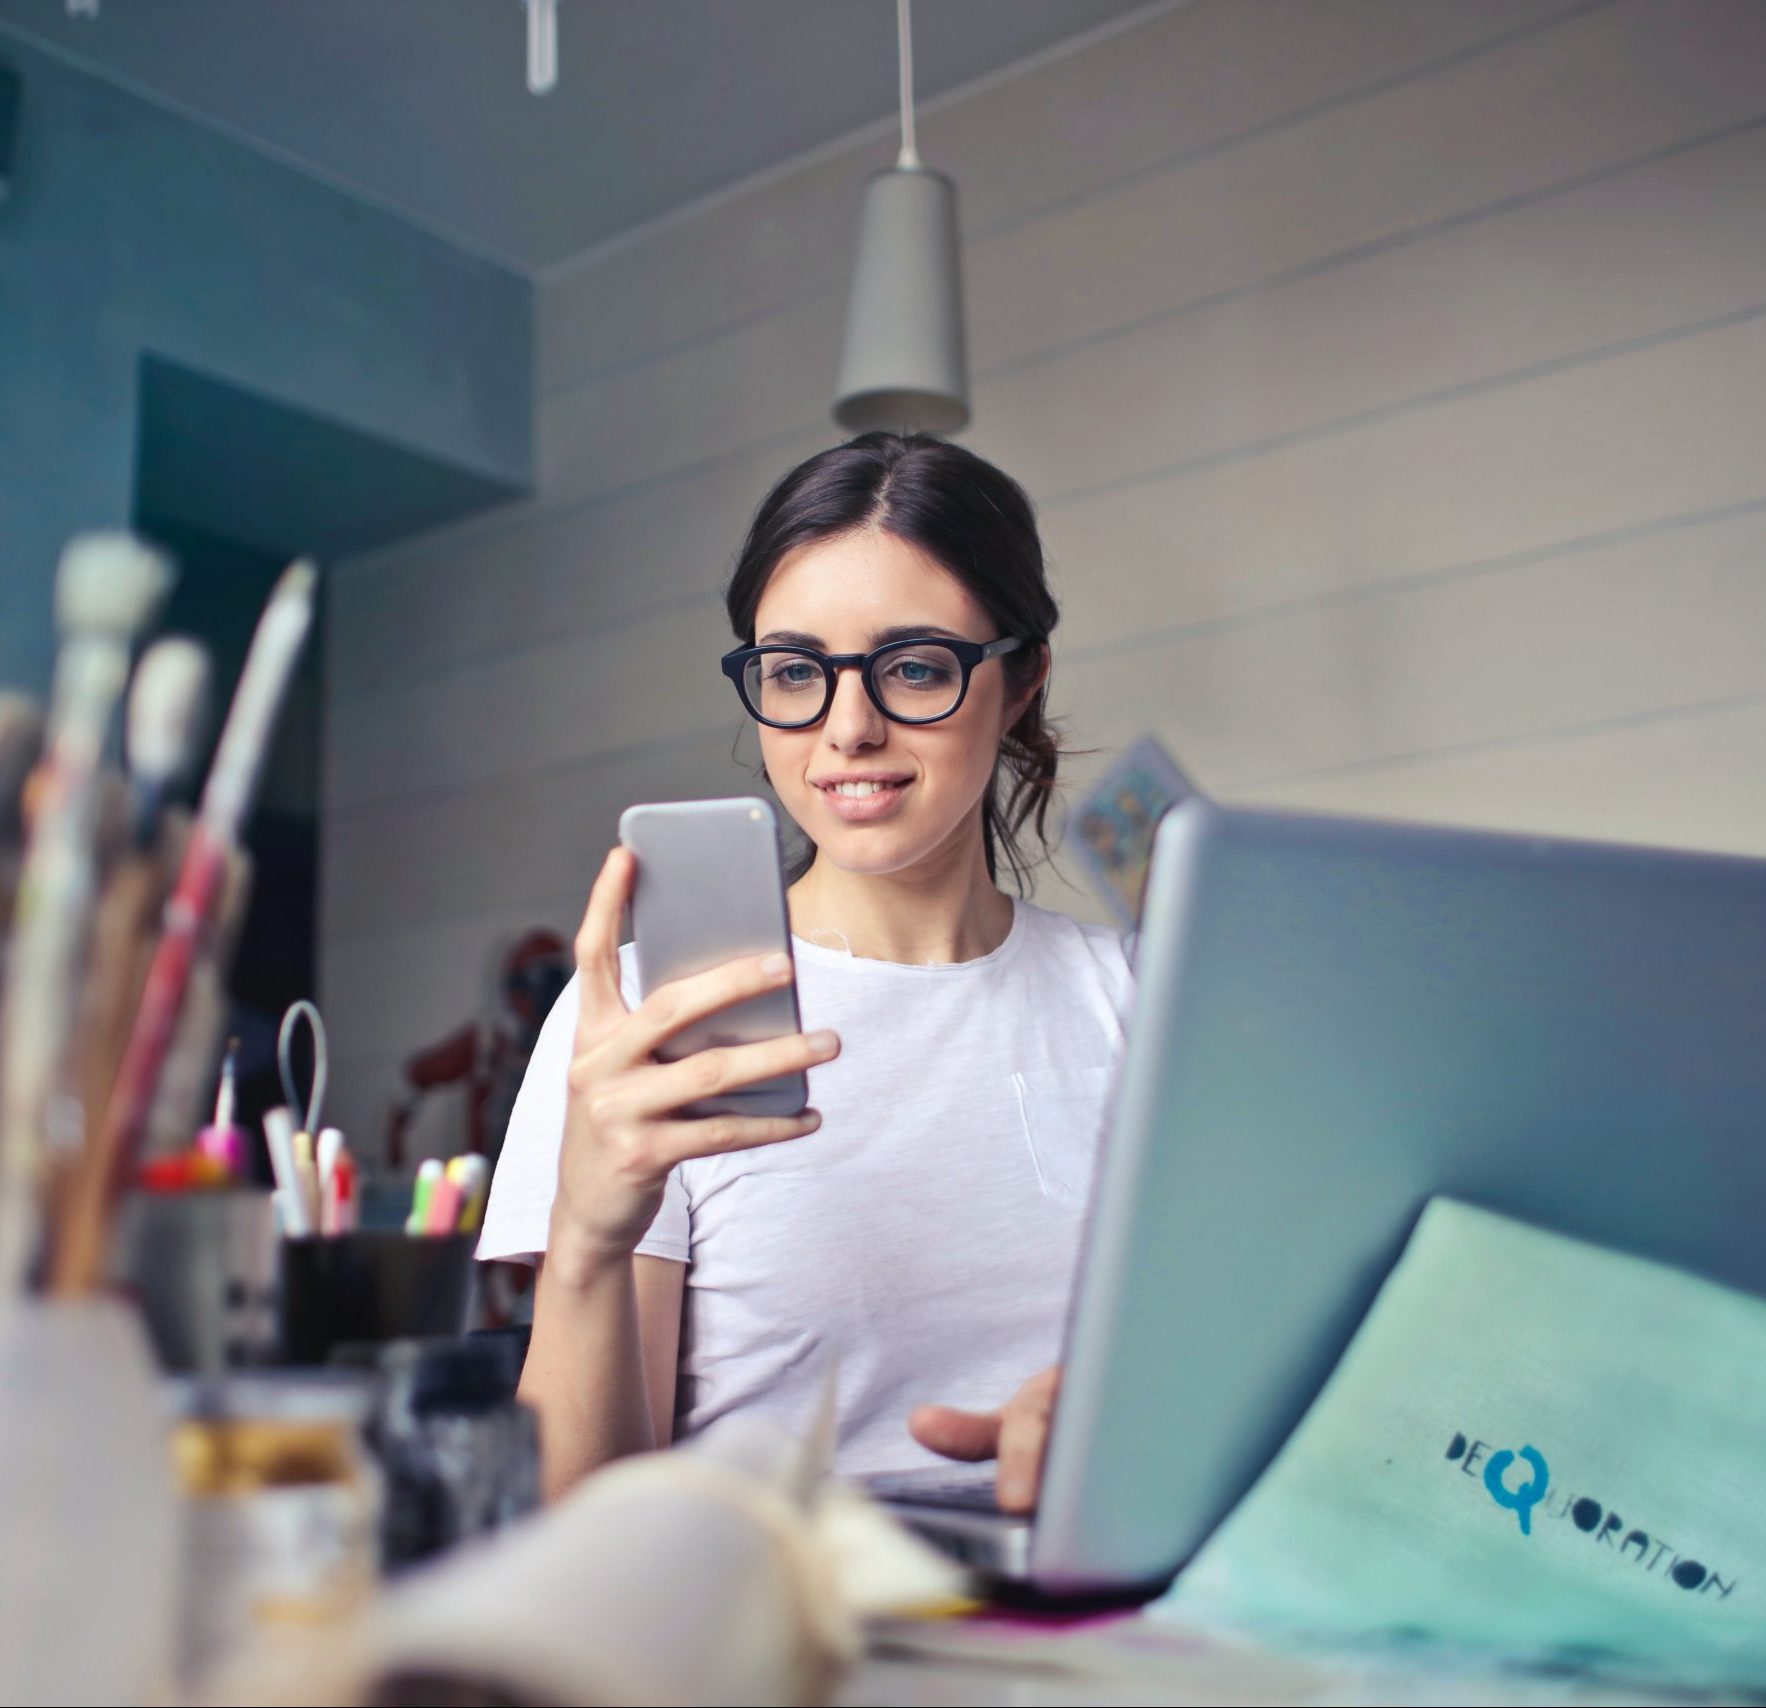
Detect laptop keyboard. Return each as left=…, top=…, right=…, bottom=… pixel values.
left=863, top=1470, right=1009, bottom=1514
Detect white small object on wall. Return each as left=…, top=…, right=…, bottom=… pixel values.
left=526, top=0, right=557, bottom=96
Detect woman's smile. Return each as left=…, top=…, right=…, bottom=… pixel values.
left=811, top=771, right=915, bottom=822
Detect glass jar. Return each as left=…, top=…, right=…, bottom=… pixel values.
left=168, top=1373, right=380, bottom=1687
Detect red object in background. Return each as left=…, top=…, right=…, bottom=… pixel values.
left=385, top=928, right=569, bottom=1170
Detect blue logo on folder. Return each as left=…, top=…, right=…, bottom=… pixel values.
left=1484, top=1444, right=1550, bottom=1534
left=1446, top=1432, right=1733, bottom=1591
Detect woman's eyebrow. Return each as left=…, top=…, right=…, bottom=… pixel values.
left=753, top=624, right=971, bottom=649
left=870, top=624, right=968, bottom=646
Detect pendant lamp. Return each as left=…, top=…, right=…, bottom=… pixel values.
left=833, top=0, right=970, bottom=434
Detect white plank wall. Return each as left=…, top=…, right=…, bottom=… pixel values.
left=321, top=0, right=1766, bottom=1155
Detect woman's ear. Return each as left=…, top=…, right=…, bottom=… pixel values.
left=1007, top=642, right=1052, bottom=726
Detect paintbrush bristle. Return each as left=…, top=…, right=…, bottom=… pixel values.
left=54, top=533, right=173, bottom=639
left=0, top=693, right=44, bottom=841
left=0, top=692, right=44, bottom=783
left=126, top=638, right=209, bottom=786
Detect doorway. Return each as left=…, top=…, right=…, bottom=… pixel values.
left=131, top=355, right=521, bottom=1148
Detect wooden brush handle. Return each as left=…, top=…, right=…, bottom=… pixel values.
left=49, top=829, right=227, bottom=1296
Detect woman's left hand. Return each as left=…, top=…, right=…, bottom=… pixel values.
left=908, top=1366, right=1062, bottom=1513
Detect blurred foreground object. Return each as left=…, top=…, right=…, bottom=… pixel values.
left=213, top=1407, right=963, bottom=1705
left=0, top=533, right=172, bottom=1294
left=67, top=638, right=213, bottom=1199
left=0, top=1299, right=177, bottom=1703
left=50, top=559, right=316, bottom=1295
left=121, top=637, right=208, bottom=849
left=170, top=1372, right=379, bottom=1691
left=0, top=691, right=44, bottom=955
left=113, top=1188, right=279, bottom=1371
left=370, top=1335, right=539, bottom=1572
left=0, top=690, right=44, bottom=847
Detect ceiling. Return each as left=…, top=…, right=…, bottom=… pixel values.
left=0, top=0, right=1159, bottom=273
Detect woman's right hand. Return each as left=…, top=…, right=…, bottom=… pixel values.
left=547, top=845, right=838, bottom=1285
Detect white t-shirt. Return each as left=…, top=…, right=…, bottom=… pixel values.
left=478, top=899, right=1133, bottom=1474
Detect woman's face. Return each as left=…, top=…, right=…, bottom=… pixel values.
left=751, top=526, right=1037, bottom=880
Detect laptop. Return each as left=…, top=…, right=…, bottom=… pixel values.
left=870, top=800, right=1766, bottom=1598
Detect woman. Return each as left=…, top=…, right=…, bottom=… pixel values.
left=479, top=432, right=1133, bottom=1506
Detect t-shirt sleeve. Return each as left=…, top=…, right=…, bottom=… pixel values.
left=476, top=949, right=692, bottom=1267
left=1073, top=917, right=1136, bottom=1032
left=632, top=1167, right=691, bottom=1264
left=475, top=969, right=579, bottom=1263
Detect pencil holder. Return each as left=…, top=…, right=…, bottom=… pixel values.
left=277, top=1231, right=475, bottom=1365
left=113, top=1188, right=280, bottom=1371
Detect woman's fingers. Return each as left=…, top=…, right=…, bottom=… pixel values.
left=995, top=1368, right=1061, bottom=1512
left=621, top=951, right=801, bottom=1060
left=907, top=1403, right=1001, bottom=1464
left=573, top=847, right=636, bottom=1035
left=908, top=1368, right=1062, bottom=1511
left=995, top=1405, right=1050, bottom=1513
left=625, top=1028, right=840, bottom=1119
left=651, top=1107, right=823, bottom=1170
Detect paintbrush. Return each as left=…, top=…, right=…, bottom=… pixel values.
left=121, top=639, right=208, bottom=852
left=137, top=841, right=250, bottom=1165
left=51, top=560, right=316, bottom=1295
left=63, top=640, right=210, bottom=1204
left=0, top=694, right=45, bottom=963
left=0, top=535, right=172, bottom=1295
left=0, top=692, right=44, bottom=850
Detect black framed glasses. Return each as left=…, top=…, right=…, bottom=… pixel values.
left=721, top=635, right=1027, bottom=729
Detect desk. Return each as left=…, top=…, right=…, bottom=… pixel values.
left=187, top=1483, right=1742, bottom=1707
left=838, top=1613, right=1727, bottom=1707
left=197, top=1600, right=1735, bottom=1705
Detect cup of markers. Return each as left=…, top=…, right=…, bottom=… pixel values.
left=263, top=1108, right=361, bottom=1237
left=405, top=1155, right=489, bottom=1239
left=273, top=1154, right=488, bottom=1365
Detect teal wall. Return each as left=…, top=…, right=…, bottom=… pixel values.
left=0, top=31, right=533, bottom=694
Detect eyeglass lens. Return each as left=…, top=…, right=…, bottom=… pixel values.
left=743, top=644, right=968, bottom=727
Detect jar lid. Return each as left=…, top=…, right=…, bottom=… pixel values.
left=163, top=1368, right=377, bottom=1425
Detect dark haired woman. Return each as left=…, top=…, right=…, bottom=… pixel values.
left=480, top=433, right=1132, bottom=1507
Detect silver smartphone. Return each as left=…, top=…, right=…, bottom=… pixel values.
left=617, top=797, right=807, bottom=1118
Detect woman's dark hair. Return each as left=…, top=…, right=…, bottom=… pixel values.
left=725, top=431, right=1062, bottom=892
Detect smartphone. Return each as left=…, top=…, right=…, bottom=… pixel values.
left=617, top=797, right=807, bottom=1118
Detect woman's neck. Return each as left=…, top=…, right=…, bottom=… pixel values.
left=787, top=832, right=1014, bottom=965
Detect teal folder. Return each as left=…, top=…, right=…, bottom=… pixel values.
left=1158, top=1199, right=1766, bottom=1691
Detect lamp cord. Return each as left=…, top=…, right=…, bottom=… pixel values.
left=896, top=0, right=919, bottom=168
